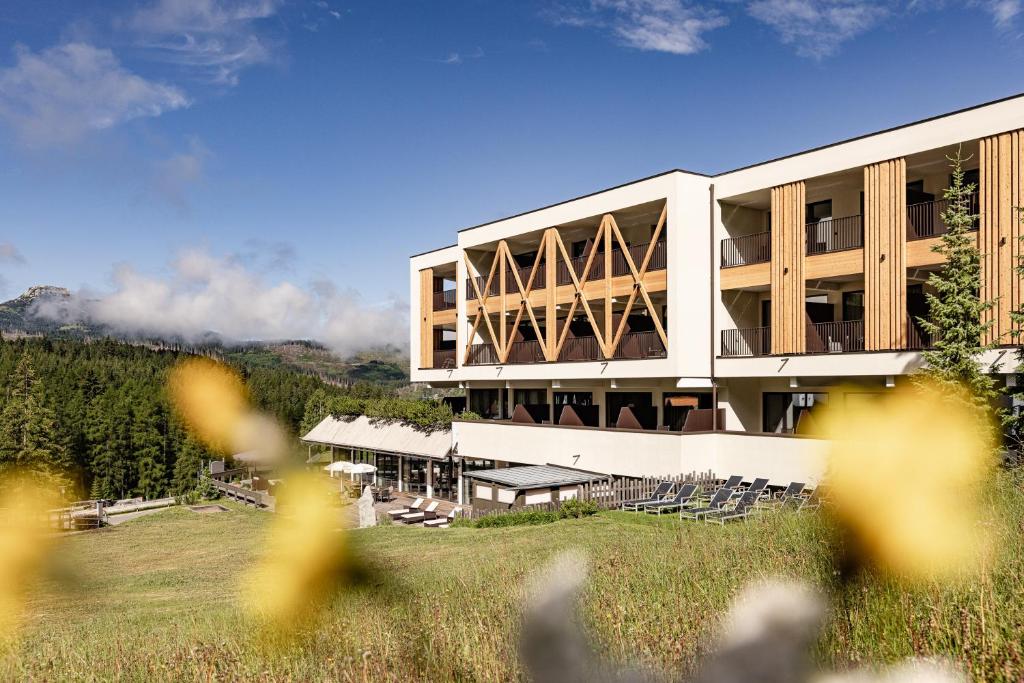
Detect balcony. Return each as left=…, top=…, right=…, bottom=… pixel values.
left=721, top=232, right=770, bottom=268
left=805, top=320, right=864, bottom=353
left=432, top=349, right=456, bottom=369
left=907, top=192, right=980, bottom=241
left=906, top=316, right=936, bottom=350
left=465, top=330, right=666, bottom=366
left=720, top=326, right=771, bottom=357
left=806, top=215, right=863, bottom=255
left=467, top=238, right=667, bottom=299
left=432, top=289, right=456, bottom=311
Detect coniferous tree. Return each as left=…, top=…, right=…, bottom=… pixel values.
left=0, top=353, right=68, bottom=485
left=916, top=149, right=1002, bottom=425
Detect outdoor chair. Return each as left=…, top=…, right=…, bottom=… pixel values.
left=643, top=484, right=698, bottom=515
left=386, top=497, right=423, bottom=519
left=775, top=482, right=806, bottom=503
left=705, top=490, right=760, bottom=525
left=424, top=507, right=462, bottom=528
left=679, top=487, right=734, bottom=521
left=621, top=481, right=675, bottom=511
left=705, top=475, right=742, bottom=494
left=400, top=500, right=439, bottom=524
left=737, top=478, right=770, bottom=499
left=795, top=488, right=821, bottom=511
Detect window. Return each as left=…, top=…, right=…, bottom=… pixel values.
left=470, top=388, right=503, bottom=420
left=842, top=291, right=864, bottom=322
left=762, top=392, right=828, bottom=434
left=760, top=300, right=771, bottom=328
left=553, top=391, right=592, bottom=406
left=806, top=200, right=833, bottom=223
left=514, top=389, right=546, bottom=406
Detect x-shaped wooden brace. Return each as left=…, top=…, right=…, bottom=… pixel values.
left=551, top=218, right=612, bottom=359
left=498, top=241, right=548, bottom=363
left=463, top=251, right=502, bottom=365
left=607, top=204, right=668, bottom=351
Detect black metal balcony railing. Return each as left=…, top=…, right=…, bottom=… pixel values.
left=805, top=320, right=865, bottom=354
left=505, top=339, right=546, bottom=364
left=464, top=331, right=666, bottom=366
left=907, top=192, right=980, bottom=241
left=432, top=349, right=456, bottom=369
left=806, top=215, right=863, bottom=255
left=721, top=232, right=771, bottom=268
left=432, top=289, right=456, bottom=311
left=720, top=326, right=771, bottom=357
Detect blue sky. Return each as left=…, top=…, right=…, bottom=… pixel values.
left=0, top=0, right=1023, bottom=351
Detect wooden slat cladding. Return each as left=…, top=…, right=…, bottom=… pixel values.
left=980, top=130, right=1024, bottom=345
left=863, top=158, right=907, bottom=351
left=770, top=182, right=806, bottom=354
left=419, top=268, right=433, bottom=368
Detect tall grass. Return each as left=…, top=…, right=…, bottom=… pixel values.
left=4, top=472, right=1024, bottom=681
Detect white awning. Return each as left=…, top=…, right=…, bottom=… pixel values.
left=301, top=415, right=453, bottom=460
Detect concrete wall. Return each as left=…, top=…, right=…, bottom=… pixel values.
left=452, top=420, right=829, bottom=486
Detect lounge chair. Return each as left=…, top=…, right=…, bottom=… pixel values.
left=705, top=490, right=760, bottom=525
left=386, top=497, right=423, bottom=519
left=775, top=481, right=806, bottom=503
left=644, top=484, right=698, bottom=515
left=679, top=487, right=734, bottom=521
left=400, top=500, right=439, bottom=524
left=704, top=474, right=742, bottom=494
left=424, top=507, right=462, bottom=528
left=796, top=488, right=821, bottom=511
left=621, top=481, right=675, bottom=511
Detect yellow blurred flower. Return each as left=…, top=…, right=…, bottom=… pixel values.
left=0, top=478, right=60, bottom=644
left=240, top=472, right=348, bottom=628
left=168, top=358, right=248, bottom=455
left=821, top=382, right=993, bottom=581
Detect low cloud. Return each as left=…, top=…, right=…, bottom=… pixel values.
left=747, top=0, right=890, bottom=58
left=0, top=42, right=189, bottom=147
left=549, top=0, right=728, bottom=55
left=32, top=247, right=407, bottom=356
left=982, top=0, right=1022, bottom=25
left=126, top=0, right=281, bottom=86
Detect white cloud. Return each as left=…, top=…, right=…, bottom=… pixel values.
left=549, top=0, right=728, bottom=55
left=127, top=0, right=280, bottom=85
left=747, top=0, right=890, bottom=58
left=0, top=42, right=189, bottom=147
left=153, top=135, right=210, bottom=210
left=32, top=247, right=407, bottom=356
left=982, top=0, right=1022, bottom=25
left=0, top=242, right=26, bottom=265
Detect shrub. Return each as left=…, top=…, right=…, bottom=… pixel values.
left=558, top=499, right=598, bottom=519
left=472, top=510, right=560, bottom=528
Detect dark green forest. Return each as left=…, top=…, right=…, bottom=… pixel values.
left=0, top=337, right=370, bottom=500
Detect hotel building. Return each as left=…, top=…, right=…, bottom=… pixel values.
left=399, top=94, right=1024, bottom=499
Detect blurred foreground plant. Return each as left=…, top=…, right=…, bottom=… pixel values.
left=820, top=381, right=993, bottom=582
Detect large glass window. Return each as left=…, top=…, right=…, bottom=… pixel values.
left=806, top=199, right=833, bottom=222
left=842, top=291, right=864, bottom=321
left=552, top=391, right=598, bottom=426
left=762, top=392, right=828, bottom=434
left=469, top=388, right=503, bottom=419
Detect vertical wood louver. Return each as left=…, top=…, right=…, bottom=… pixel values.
left=980, top=130, right=1024, bottom=346
left=863, top=158, right=907, bottom=351
left=770, top=182, right=806, bottom=354
left=419, top=268, right=434, bottom=368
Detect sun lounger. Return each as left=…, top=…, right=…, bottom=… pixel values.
left=704, top=474, right=742, bottom=494
left=679, top=487, right=734, bottom=521
left=424, top=507, right=462, bottom=528
left=386, top=497, right=423, bottom=519
left=644, top=484, right=698, bottom=515
left=705, top=490, right=760, bottom=525
left=795, top=488, right=821, bottom=511
left=621, top=481, right=675, bottom=511
left=400, top=500, right=439, bottom=523
left=774, top=481, right=805, bottom=503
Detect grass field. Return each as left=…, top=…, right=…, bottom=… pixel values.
left=5, top=474, right=1024, bottom=682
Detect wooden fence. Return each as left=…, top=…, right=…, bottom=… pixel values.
left=469, top=471, right=717, bottom=520
left=209, top=468, right=276, bottom=510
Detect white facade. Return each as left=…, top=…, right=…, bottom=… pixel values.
left=409, top=93, right=1024, bottom=484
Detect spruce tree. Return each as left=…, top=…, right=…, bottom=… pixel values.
left=0, top=353, right=68, bottom=484
left=916, top=149, right=1001, bottom=425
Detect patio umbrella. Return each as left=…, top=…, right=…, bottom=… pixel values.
left=349, top=462, right=377, bottom=485
left=323, top=461, right=354, bottom=477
